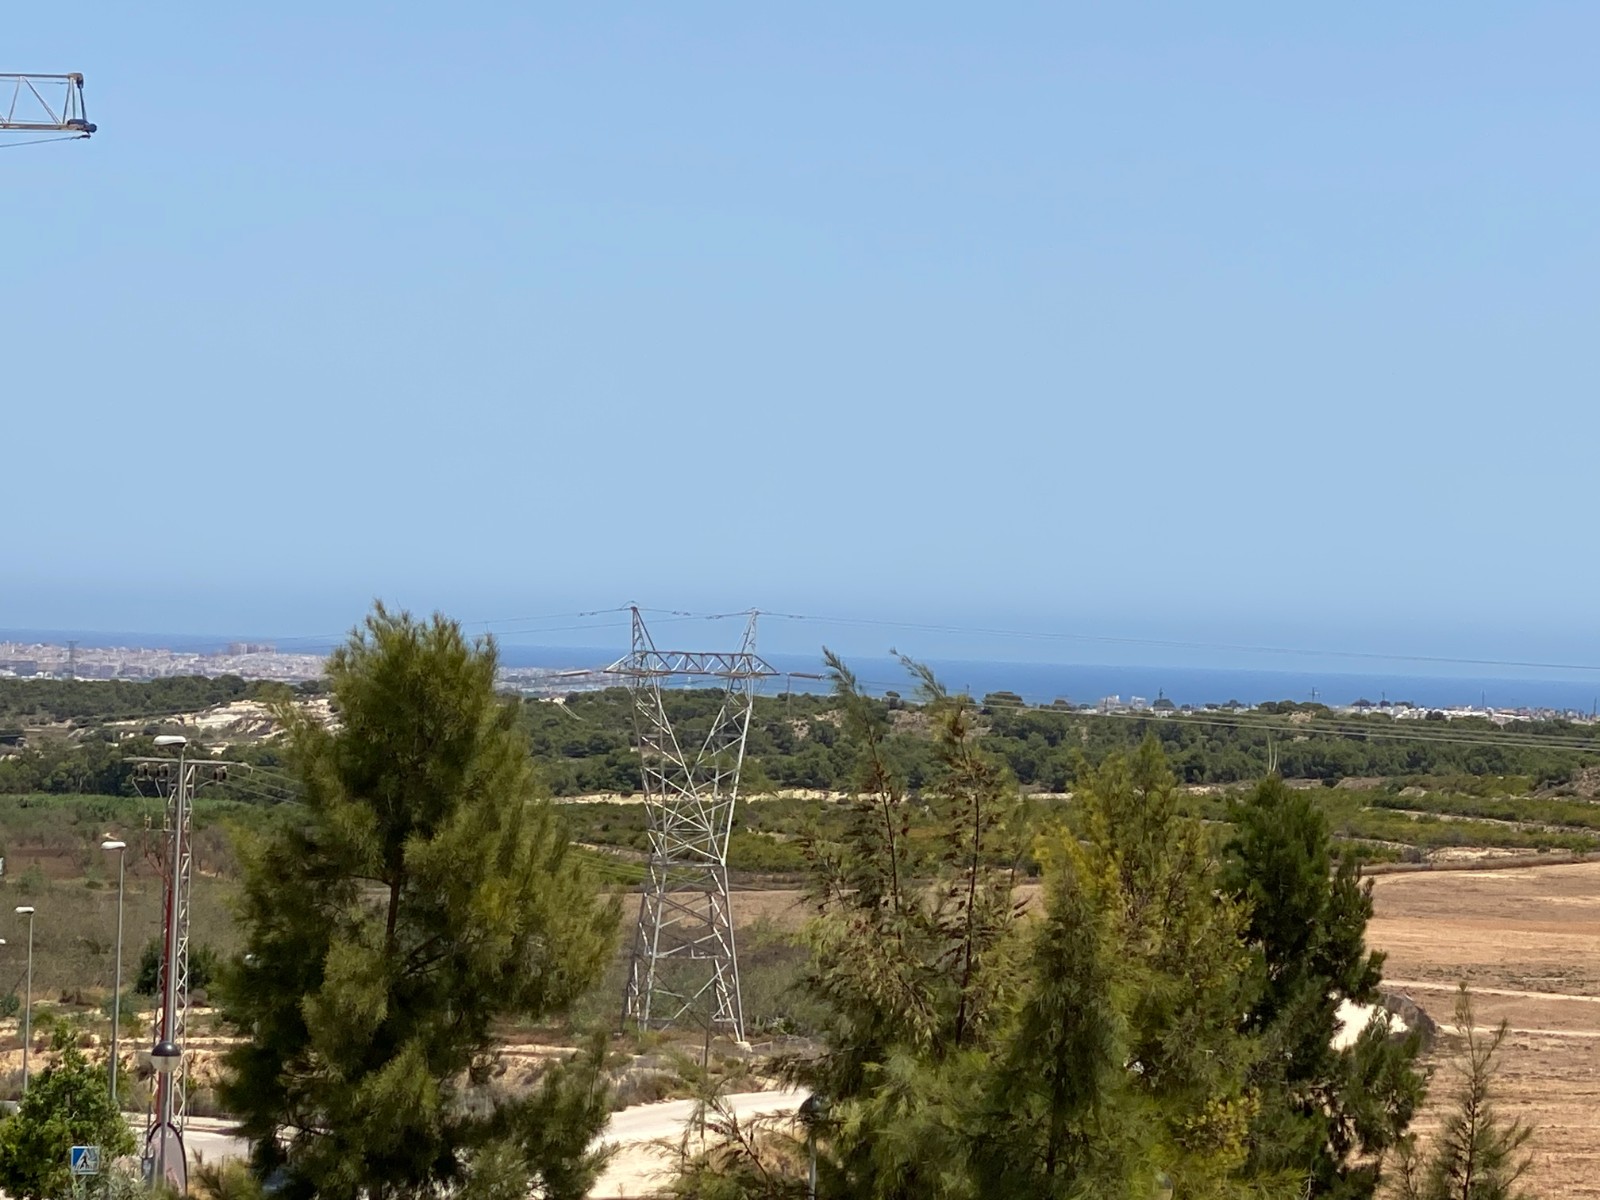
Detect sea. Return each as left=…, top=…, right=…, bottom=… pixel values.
left=497, top=646, right=1600, bottom=715
left=6, top=630, right=1598, bottom=715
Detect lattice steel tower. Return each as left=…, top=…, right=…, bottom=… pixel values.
left=129, top=740, right=240, bottom=1195
left=606, top=607, right=775, bottom=1041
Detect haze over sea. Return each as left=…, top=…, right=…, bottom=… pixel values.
left=9, top=629, right=1596, bottom=714
left=507, top=648, right=1600, bottom=714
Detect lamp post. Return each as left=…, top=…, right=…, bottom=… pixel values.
left=799, top=1093, right=829, bottom=1200
left=14, top=906, right=34, bottom=1096
left=101, top=838, right=127, bottom=1107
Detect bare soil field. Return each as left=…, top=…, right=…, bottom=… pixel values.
left=1368, top=862, right=1600, bottom=1198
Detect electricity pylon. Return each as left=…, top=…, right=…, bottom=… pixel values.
left=0, top=73, right=94, bottom=137
left=128, top=742, right=241, bottom=1195
left=605, top=607, right=775, bottom=1041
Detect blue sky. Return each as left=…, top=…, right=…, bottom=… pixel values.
left=6, top=4, right=1600, bottom=670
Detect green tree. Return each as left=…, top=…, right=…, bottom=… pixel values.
left=697, top=672, right=1286, bottom=1200
left=217, top=606, right=619, bottom=1200
left=0, top=1026, right=136, bottom=1200
left=963, top=838, right=1154, bottom=1199
left=1389, top=988, right=1533, bottom=1200
left=790, top=653, right=1027, bottom=1199
left=1063, top=740, right=1282, bottom=1199
left=1224, top=777, right=1425, bottom=1199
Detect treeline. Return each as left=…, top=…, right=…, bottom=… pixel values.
left=0, top=674, right=322, bottom=727
left=5, top=677, right=1599, bottom=803
left=985, top=705, right=1594, bottom=789
left=525, top=686, right=1596, bottom=797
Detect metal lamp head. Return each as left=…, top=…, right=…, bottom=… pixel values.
left=13, top=907, right=32, bottom=917
left=799, top=1093, right=831, bottom=1123
left=152, top=735, right=188, bottom=748
left=149, top=1040, right=181, bottom=1073
left=101, top=838, right=127, bottom=852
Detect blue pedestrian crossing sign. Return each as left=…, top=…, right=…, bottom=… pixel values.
left=70, top=1145, right=101, bottom=1176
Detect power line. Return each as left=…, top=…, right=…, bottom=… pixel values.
left=0, top=132, right=87, bottom=148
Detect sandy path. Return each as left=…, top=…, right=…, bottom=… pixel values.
left=592, top=1090, right=804, bottom=1198
left=1386, top=978, right=1600, bottom=1005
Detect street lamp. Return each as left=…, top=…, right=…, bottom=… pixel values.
left=149, top=1039, right=181, bottom=1073
left=14, top=907, right=34, bottom=1096
left=799, top=1093, right=830, bottom=1200
left=101, top=838, right=128, bottom=1106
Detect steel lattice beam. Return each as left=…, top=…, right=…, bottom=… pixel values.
left=0, top=73, right=94, bottom=134
left=605, top=608, right=775, bottom=1041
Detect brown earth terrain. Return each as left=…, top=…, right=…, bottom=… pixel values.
left=1368, top=862, right=1600, bottom=1199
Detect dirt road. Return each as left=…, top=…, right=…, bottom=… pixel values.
left=161, top=1094, right=808, bottom=1199
left=592, top=1089, right=804, bottom=1197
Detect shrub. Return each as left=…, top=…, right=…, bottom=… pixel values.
left=134, top=938, right=218, bottom=996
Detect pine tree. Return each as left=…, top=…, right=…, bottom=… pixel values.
left=1067, top=740, right=1283, bottom=1199
left=964, top=838, right=1154, bottom=1200
left=791, top=653, right=1027, bottom=1200
left=690, top=686, right=1306, bottom=1200
left=1224, top=777, right=1425, bottom=1198
left=790, top=685, right=1285, bottom=1200
left=217, top=606, right=618, bottom=1200
left=1390, top=988, right=1533, bottom=1200
left=801, top=653, right=1024, bottom=1087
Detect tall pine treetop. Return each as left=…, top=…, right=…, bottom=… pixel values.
left=219, top=605, right=618, bottom=1200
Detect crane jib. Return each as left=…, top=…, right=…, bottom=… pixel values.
left=0, top=72, right=95, bottom=136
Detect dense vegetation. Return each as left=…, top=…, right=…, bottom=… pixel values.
left=4, top=676, right=1600, bottom=888
left=0, top=675, right=319, bottom=729
left=6, top=676, right=1600, bottom=808
left=673, top=663, right=1432, bottom=1199
left=522, top=687, right=1600, bottom=796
